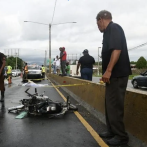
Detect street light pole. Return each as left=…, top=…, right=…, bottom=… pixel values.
left=44, top=50, right=47, bottom=67
left=24, top=21, right=76, bottom=74
left=49, top=24, right=51, bottom=74
left=16, top=53, right=17, bottom=70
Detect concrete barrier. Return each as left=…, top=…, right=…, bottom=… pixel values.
left=47, top=74, right=147, bottom=144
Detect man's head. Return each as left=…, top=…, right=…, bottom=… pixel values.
left=56, top=55, right=58, bottom=59
left=42, top=65, right=43, bottom=67
left=83, top=49, right=89, bottom=55
left=96, top=10, right=112, bottom=33
left=62, top=47, right=65, bottom=51
left=25, top=63, right=27, bottom=65
left=59, top=47, right=62, bottom=51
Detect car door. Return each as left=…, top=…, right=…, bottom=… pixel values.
left=143, top=71, right=147, bottom=87
left=138, top=71, right=147, bottom=87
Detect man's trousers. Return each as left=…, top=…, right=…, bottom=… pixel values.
left=105, top=76, right=128, bottom=139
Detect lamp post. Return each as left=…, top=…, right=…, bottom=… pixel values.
left=44, top=50, right=47, bottom=68
left=97, top=47, right=101, bottom=75
left=24, top=21, right=76, bottom=73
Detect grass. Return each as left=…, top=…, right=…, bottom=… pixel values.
left=129, top=75, right=138, bottom=80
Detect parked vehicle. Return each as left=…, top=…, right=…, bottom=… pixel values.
left=22, top=65, right=42, bottom=81
left=16, top=69, right=21, bottom=76
left=131, top=70, right=147, bottom=88
left=8, top=88, right=78, bottom=117
left=12, top=70, right=19, bottom=77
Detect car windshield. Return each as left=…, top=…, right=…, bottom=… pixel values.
left=12, top=70, right=17, bottom=72
left=28, top=66, right=40, bottom=70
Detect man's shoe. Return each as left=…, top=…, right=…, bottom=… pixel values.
left=99, top=132, right=114, bottom=138
left=107, top=136, right=129, bottom=146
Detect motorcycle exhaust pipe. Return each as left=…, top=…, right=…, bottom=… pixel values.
left=8, top=105, right=24, bottom=112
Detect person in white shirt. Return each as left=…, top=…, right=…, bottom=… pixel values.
left=53, top=58, right=56, bottom=74
left=56, top=56, right=60, bottom=75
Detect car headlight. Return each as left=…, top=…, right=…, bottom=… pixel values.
left=36, top=71, right=41, bottom=74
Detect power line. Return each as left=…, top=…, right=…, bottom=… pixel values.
left=128, top=42, right=147, bottom=51
left=51, top=0, right=58, bottom=24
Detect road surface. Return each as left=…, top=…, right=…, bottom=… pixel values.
left=0, top=77, right=139, bottom=147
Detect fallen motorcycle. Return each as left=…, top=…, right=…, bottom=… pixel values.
left=8, top=88, right=78, bottom=117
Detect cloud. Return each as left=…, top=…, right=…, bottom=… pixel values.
left=0, top=0, right=147, bottom=62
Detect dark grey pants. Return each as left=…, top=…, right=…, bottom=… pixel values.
left=61, top=60, right=66, bottom=75
left=105, top=76, right=128, bottom=139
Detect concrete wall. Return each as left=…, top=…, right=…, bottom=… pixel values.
left=47, top=74, right=147, bottom=143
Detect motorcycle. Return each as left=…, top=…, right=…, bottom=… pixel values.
left=8, top=88, right=78, bottom=117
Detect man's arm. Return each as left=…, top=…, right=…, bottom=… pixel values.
left=0, top=57, right=6, bottom=76
left=102, top=50, right=121, bottom=83
left=76, top=63, right=80, bottom=75
left=93, top=57, right=95, bottom=64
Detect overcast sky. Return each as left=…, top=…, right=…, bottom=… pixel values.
left=0, top=0, right=147, bottom=64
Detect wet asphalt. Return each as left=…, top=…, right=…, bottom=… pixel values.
left=0, top=77, right=99, bottom=147
left=0, top=77, right=133, bottom=147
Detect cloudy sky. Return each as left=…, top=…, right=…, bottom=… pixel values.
left=0, top=0, right=147, bottom=64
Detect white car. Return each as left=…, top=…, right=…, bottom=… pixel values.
left=12, top=70, right=19, bottom=77
left=23, top=65, right=42, bottom=81
left=16, top=69, right=21, bottom=76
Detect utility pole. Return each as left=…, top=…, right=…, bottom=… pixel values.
left=18, top=49, right=19, bottom=57
left=45, top=50, right=47, bottom=67
left=16, top=53, right=17, bottom=70
left=49, top=24, right=51, bottom=73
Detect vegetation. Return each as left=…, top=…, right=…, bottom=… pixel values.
left=130, top=61, right=137, bottom=64
left=6, top=56, right=24, bottom=70
left=136, top=56, right=147, bottom=69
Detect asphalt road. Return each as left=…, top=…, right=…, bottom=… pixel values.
left=0, top=77, right=140, bottom=147
left=0, top=77, right=100, bottom=147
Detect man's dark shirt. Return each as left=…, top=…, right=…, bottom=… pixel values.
left=0, top=53, right=5, bottom=74
left=78, top=54, right=95, bottom=70
left=60, top=51, right=63, bottom=59
left=102, top=22, right=132, bottom=78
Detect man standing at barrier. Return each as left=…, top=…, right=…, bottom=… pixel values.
left=60, top=47, right=67, bottom=76
left=76, top=49, right=95, bottom=81
left=42, top=65, right=45, bottom=79
left=96, top=10, right=132, bottom=146
left=0, top=53, right=6, bottom=105
left=56, top=55, right=60, bottom=75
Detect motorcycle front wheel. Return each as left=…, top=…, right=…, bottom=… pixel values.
left=69, top=104, right=78, bottom=111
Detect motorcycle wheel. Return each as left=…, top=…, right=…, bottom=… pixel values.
left=69, top=104, right=78, bottom=111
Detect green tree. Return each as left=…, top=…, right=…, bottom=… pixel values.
left=136, top=56, right=147, bottom=69
left=6, top=56, right=23, bottom=70
left=130, top=61, right=137, bottom=64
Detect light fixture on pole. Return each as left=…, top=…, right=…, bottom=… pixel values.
left=24, top=21, right=77, bottom=74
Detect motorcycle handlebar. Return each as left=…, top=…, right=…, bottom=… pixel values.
left=25, top=88, right=36, bottom=98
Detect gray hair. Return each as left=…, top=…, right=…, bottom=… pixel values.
left=96, top=10, right=112, bottom=20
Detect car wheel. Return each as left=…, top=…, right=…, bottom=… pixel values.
left=133, top=80, right=138, bottom=88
